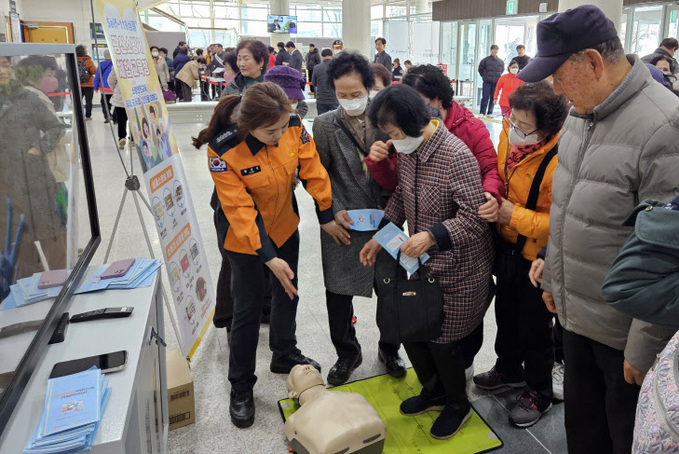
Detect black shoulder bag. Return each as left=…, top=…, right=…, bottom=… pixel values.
left=375, top=157, right=444, bottom=344
left=493, top=144, right=557, bottom=282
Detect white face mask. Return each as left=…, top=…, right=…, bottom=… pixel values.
left=369, top=90, right=379, bottom=100
left=291, top=101, right=298, bottom=110
left=338, top=95, right=368, bottom=116
left=509, top=67, right=519, bottom=74
left=392, top=135, right=424, bottom=154
left=152, top=51, right=159, bottom=57
left=508, top=126, right=540, bottom=146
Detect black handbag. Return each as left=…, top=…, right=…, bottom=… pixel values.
left=376, top=251, right=444, bottom=344
left=493, top=144, right=557, bottom=281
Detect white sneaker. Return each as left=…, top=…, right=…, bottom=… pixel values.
left=552, top=362, right=564, bottom=401
left=465, top=365, right=474, bottom=381
left=118, top=138, right=127, bottom=148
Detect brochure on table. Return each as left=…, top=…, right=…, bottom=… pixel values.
left=96, top=0, right=215, bottom=358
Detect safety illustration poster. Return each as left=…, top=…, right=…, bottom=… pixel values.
left=96, top=0, right=215, bottom=358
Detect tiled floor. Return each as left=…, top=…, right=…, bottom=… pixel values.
left=83, top=103, right=566, bottom=453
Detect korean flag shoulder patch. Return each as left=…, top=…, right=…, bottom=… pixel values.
left=300, top=125, right=310, bottom=144
left=209, top=156, right=228, bottom=173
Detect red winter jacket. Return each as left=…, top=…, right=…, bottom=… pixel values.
left=365, top=102, right=505, bottom=204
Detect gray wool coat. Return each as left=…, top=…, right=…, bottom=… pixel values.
left=312, top=107, right=392, bottom=297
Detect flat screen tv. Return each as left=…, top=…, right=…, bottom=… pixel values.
left=267, top=15, right=297, bottom=34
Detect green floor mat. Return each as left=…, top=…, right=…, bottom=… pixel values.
left=278, top=369, right=503, bottom=454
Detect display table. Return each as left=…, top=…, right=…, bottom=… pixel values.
left=0, top=270, right=168, bottom=454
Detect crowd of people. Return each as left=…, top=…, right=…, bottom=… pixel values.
left=69, top=4, right=679, bottom=452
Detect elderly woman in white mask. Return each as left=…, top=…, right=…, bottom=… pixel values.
left=312, top=52, right=407, bottom=387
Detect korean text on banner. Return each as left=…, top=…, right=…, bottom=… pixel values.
left=96, top=0, right=215, bottom=358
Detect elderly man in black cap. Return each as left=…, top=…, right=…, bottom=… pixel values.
left=520, top=5, right=679, bottom=453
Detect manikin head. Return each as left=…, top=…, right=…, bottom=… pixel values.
left=287, top=365, right=325, bottom=401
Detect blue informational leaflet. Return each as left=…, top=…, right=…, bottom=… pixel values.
left=42, top=369, right=101, bottom=437
left=24, top=367, right=111, bottom=454
left=373, top=222, right=430, bottom=274
left=346, top=210, right=384, bottom=231
left=76, top=258, right=162, bottom=294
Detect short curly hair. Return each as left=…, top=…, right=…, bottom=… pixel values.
left=508, top=81, right=568, bottom=139
left=327, top=51, right=375, bottom=91
left=402, top=64, right=453, bottom=110
left=236, top=39, right=269, bottom=74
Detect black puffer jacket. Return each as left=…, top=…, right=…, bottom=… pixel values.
left=478, top=56, right=504, bottom=84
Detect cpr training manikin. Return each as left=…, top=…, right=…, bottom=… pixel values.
left=284, top=364, right=386, bottom=454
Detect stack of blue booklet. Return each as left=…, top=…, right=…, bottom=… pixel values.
left=76, top=258, right=162, bottom=294
left=24, top=368, right=111, bottom=454
left=0, top=271, right=70, bottom=310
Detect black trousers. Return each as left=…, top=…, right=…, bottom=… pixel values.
left=405, top=340, right=470, bottom=414
left=308, top=69, right=314, bottom=92
left=81, top=86, right=94, bottom=118
left=494, top=259, right=554, bottom=399
left=480, top=82, right=496, bottom=115
left=226, top=231, right=300, bottom=392
left=460, top=322, right=484, bottom=369
left=113, top=107, right=127, bottom=140
left=179, top=80, right=193, bottom=102
left=325, top=290, right=399, bottom=359
left=562, top=329, right=640, bottom=454
left=212, top=232, right=271, bottom=330
left=100, top=94, right=112, bottom=120
left=554, top=316, right=564, bottom=363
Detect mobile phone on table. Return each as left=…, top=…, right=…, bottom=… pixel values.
left=38, top=270, right=68, bottom=289
left=49, top=350, right=128, bottom=378
left=101, top=259, right=135, bottom=280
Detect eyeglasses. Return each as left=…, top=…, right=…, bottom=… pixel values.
left=508, top=117, right=538, bottom=139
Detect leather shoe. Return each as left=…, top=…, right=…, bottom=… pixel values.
left=378, top=349, right=407, bottom=378
left=230, top=389, right=255, bottom=428
left=327, top=353, right=362, bottom=386
left=270, top=351, right=321, bottom=374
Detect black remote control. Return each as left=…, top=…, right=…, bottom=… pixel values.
left=48, top=313, right=69, bottom=344
left=70, top=307, right=134, bottom=323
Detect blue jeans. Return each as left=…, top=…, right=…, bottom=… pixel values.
left=480, top=81, right=496, bottom=115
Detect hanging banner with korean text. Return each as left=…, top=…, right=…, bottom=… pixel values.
left=96, top=0, right=215, bottom=358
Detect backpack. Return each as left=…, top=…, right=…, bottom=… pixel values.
left=633, top=331, right=679, bottom=453
left=77, top=59, right=90, bottom=84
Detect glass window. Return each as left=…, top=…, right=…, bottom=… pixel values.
left=371, top=5, right=383, bottom=20
left=324, top=23, right=342, bottom=38
left=213, top=5, right=238, bottom=20
left=214, top=19, right=239, bottom=30
left=323, top=7, right=342, bottom=23
left=668, top=9, right=679, bottom=44
left=297, top=22, right=323, bottom=38
left=631, top=6, right=663, bottom=56
left=241, top=20, right=267, bottom=36
left=495, top=19, right=525, bottom=66
left=440, top=21, right=458, bottom=77
left=371, top=20, right=383, bottom=38
left=458, top=22, right=476, bottom=83
left=182, top=17, right=210, bottom=28
left=295, top=6, right=322, bottom=22
left=387, top=3, right=407, bottom=18
left=620, top=12, right=628, bottom=51
left=188, top=3, right=211, bottom=18
left=241, top=5, right=268, bottom=21
left=189, top=29, right=211, bottom=47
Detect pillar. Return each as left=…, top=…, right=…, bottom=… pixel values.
left=342, top=0, right=371, bottom=57
left=558, top=0, right=623, bottom=34
left=269, top=0, right=290, bottom=46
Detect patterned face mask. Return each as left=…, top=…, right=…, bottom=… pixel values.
left=426, top=103, right=442, bottom=119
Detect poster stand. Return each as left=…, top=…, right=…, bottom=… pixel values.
left=89, top=0, right=183, bottom=358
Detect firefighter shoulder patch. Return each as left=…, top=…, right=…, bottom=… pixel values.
left=209, top=156, right=228, bottom=172
left=300, top=125, right=310, bottom=144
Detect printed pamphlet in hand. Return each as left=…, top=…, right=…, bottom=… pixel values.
left=373, top=222, right=430, bottom=274
left=346, top=209, right=384, bottom=231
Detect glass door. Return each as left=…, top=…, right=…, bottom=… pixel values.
left=495, top=18, right=525, bottom=68
left=457, top=22, right=476, bottom=101
left=475, top=19, right=492, bottom=108
left=665, top=5, right=679, bottom=43
left=631, top=5, right=664, bottom=57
